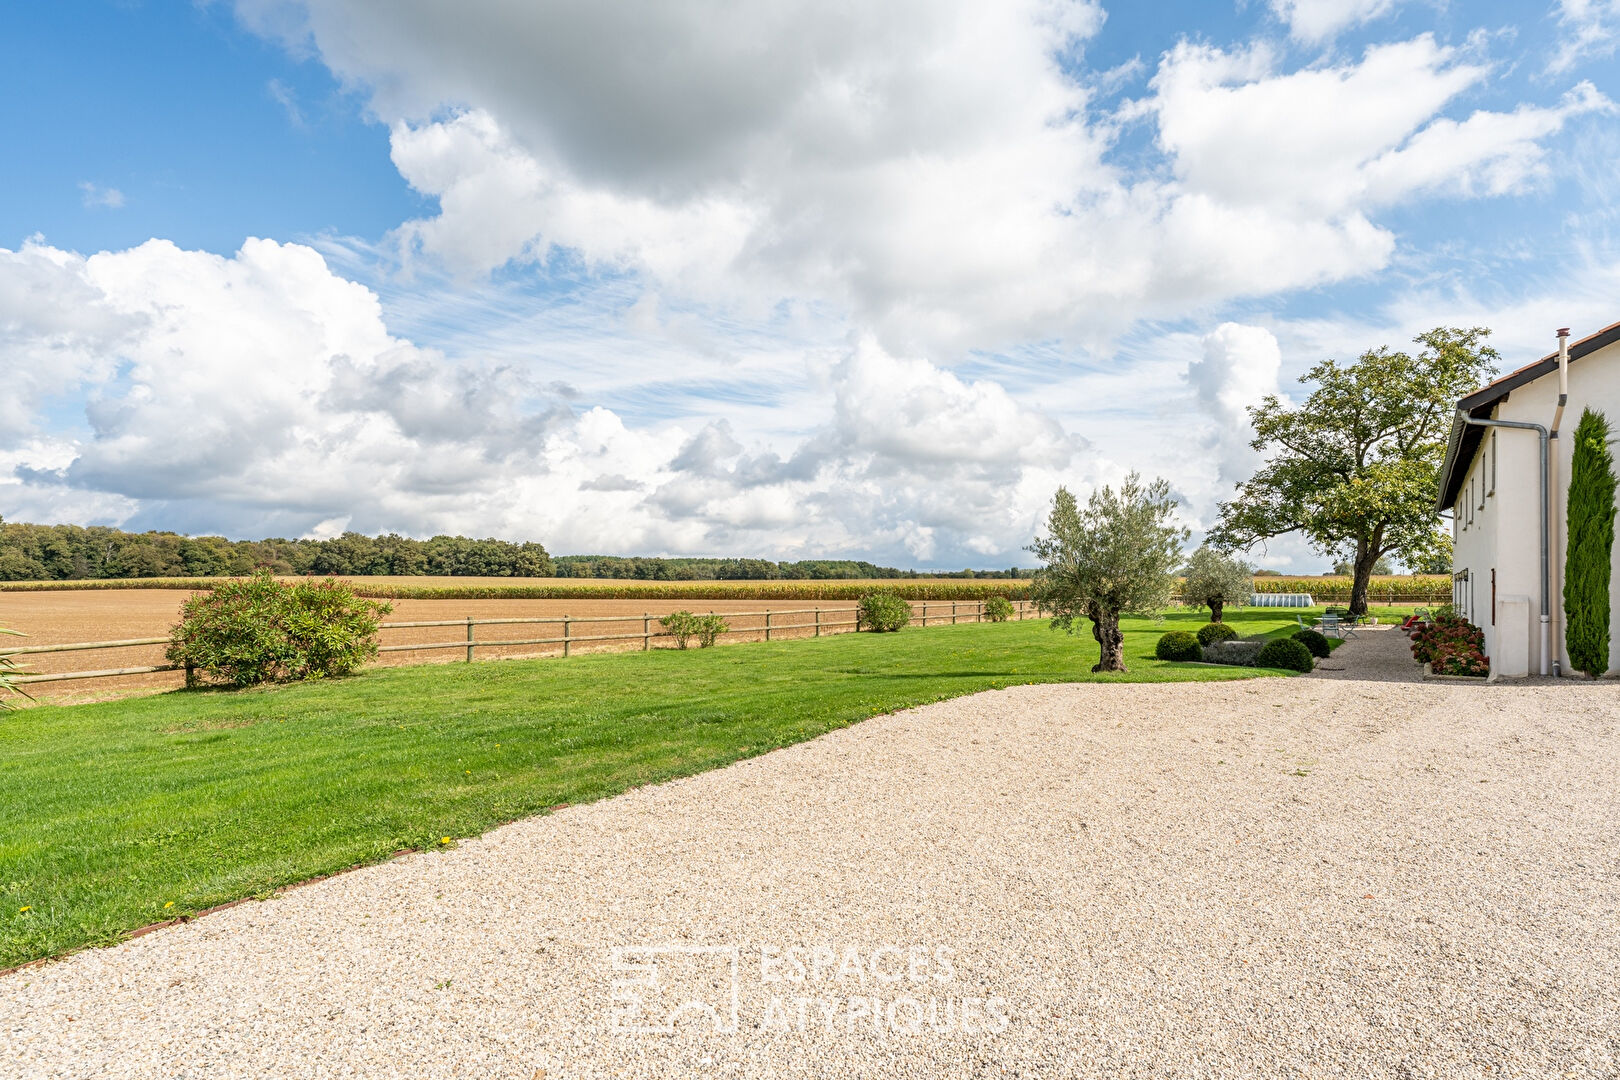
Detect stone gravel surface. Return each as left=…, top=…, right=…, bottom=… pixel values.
left=5, top=664, right=1618, bottom=1078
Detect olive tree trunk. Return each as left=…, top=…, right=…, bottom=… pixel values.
left=1091, top=609, right=1127, bottom=672
left=1208, top=598, right=1224, bottom=623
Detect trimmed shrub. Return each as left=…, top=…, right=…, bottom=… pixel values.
left=1564, top=408, right=1615, bottom=677
left=1254, top=637, right=1313, bottom=673
left=1292, top=628, right=1331, bottom=658
left=857, top=593, right=912, bottom=632
left=1155, top=631, right=1203, bottom=662
left=982, top=595, right=1016, bottom=622
left=1196, top=622, right=1239, bottom=646
left=166, top=570, right=391, bottom=687
left=1202, top=640, right=1265, bottom=666
left=658, top=610, right=727, bottom=649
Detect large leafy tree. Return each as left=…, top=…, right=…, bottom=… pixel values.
left=1181, top=545, right=1252, bottom=623
left=1564, top=408, right=1615, bottom=678
left=1208, top=327, right=1498, bottom=617
left=1028, top=473, right=1187, bottom=672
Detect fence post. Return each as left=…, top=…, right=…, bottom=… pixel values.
left=466, top=616, right=475, bottom=663
left=815, top=608, right=822, bottom=637
left=643, top=613, right=651, bottom=651
left=951, top=601, right=958, bottom=625
left=765, top=611, right=773, bottom=642
left=563, top=615, right=571, bottom=658
left=921, top=602, right=928, bottom=628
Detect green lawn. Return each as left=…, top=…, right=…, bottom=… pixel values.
left=0, top=606, right=1397, bottom=969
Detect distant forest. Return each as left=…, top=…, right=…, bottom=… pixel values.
left=0, top=520, right=1028, bottom=581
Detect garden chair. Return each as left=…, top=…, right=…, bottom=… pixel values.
left=1338, top=613, right=1361, bottom=639
left=1316, top=613, right=1344, bottom=638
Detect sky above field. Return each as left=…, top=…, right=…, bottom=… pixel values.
left=4, top=0, right=1620, bottom=569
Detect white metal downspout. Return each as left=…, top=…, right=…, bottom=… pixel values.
left=1458, top=411, right=1551, bottom=676
left=1548, top=328, right=1570, bottom=678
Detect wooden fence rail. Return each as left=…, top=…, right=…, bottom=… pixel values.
left=1, top=600, right=1037, bottom=689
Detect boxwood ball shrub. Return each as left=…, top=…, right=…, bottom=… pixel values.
left=856, top=592, right=912, bottom=632
left=1292, top=628, right=1331, bottom=658
left=1196, top=622, right=1239, bottom=646
left=1154, top=631, right=1203, bottom=662
left=166, top=569, right=391, bottom=687
left=982, top=595, right=1016, bottom=622
left=1255, top=637, right=1314, bottom=673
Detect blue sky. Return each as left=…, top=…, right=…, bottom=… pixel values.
left=3, top=0, right=1619, bottom=568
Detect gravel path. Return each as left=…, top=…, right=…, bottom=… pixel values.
left=1306, top=624, right=1425, bottom=682
left=5, top=673, right=1619, bottom=1078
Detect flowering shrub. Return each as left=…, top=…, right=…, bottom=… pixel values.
left=1410, top=613, right=1487, bottom=675
left=1432, top=641, right=1490, bottom=677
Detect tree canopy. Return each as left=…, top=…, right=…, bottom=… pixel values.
left=1029, top=474, right=1187, bottom=671
left=1207, top=327, right=1498, bottom=616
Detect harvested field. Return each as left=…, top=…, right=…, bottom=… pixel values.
left=0, top=589, right=1016, bottom=703
left=0, top=575, right=1028, bottom=601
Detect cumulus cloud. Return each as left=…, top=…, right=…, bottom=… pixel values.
left=1268, top=0, right=1399, bottom=43
left=1186, top=323, right=1283, bottom=485
left=224, top=3, right=1601, bottom=356
left=1144, top=36, right=1610, bottom=219
left=0, top=238, right=1090, bottom=565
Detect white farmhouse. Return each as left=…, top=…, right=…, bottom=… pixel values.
left=1437, top=320, right=1620, bottom=677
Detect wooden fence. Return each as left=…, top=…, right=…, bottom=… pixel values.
left=1, top=599, right=1037, bottom=691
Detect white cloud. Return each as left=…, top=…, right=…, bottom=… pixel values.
left=1268, top=0, right=1399, bottom=43
left=221, top=5, right=1602, bottom=361
left=1550, top=0, right=1620, bottom=73
left=77, top=182, right=125, bottom=209
left=0, top=238, right=1092, bottom=564
left=1145, top=36, right=1610, bottom=219
left=1186, top=323, right=1283, bottom=485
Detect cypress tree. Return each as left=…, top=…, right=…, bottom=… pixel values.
left=1564, top=408, right=1616, bottom=678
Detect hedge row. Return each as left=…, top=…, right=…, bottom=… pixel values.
left=0, top=577, right=1034, bottom=602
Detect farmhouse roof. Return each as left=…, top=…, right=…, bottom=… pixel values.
left=1435, top=318, right=1620, bottom=511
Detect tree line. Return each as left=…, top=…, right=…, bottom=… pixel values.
left=551, top=555, right=1030, bottom=580
left=0, top=521, right=553, bottom=581
left=0, top=519, right=1033, bottom=582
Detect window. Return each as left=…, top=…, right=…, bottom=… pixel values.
left=1488, top=432, right=1496, bottom=496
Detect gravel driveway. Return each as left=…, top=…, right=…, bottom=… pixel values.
left=5, top=669, right=1619, bottom=1078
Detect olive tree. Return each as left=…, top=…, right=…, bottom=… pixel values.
left=1028, top=474, right=1187, bottom=672
left=1208, top=327, right=1498, bottom=617
left=1181, top=545, right=1251, bottom=622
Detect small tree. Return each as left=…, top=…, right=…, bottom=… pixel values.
left=1564, top=408, right=1615, bottom=678
left=1181, top=546, right=1251, bottom=622
left=1028, top=474, right=1187, bottom=672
